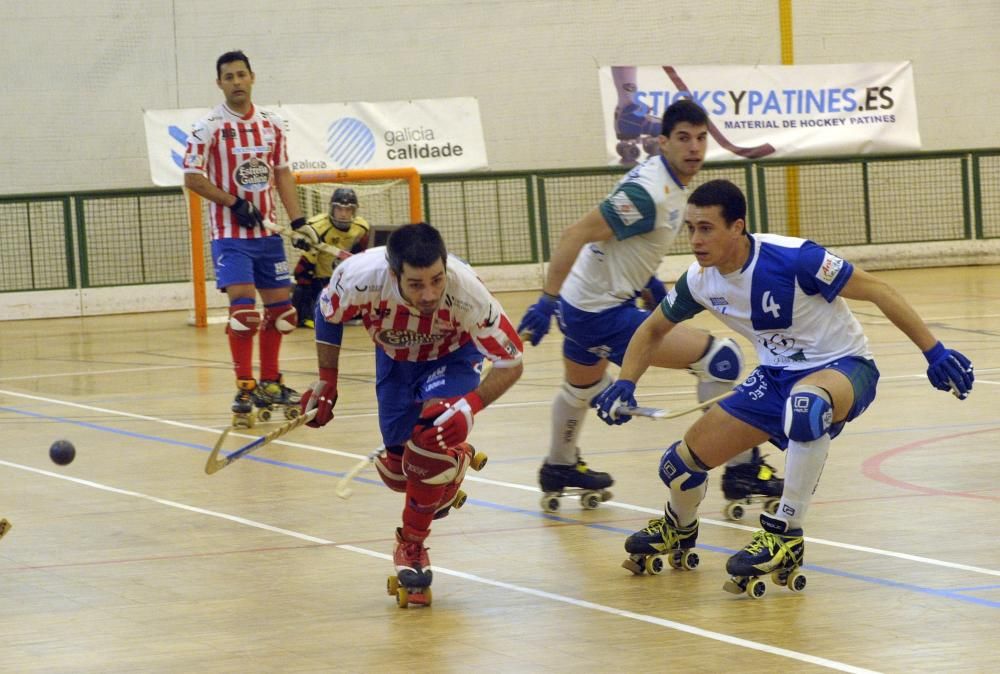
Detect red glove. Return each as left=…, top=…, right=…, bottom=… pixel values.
left=300, top=367, right=338, bottom=428
left=412, top=392, right=484, bottom=450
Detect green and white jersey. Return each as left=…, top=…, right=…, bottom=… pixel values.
left=561, top=154, right=688, bottom=312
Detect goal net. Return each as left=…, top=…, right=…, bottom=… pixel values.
left=187, top=167, right=422, bottom=327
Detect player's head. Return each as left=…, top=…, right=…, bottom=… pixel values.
left=215, top=51, right=255, bottom=108
left=386, top=222, right=449, bottom=316
left=658, top=99, right=709, bottom=185
left=684, top=180, right=749, bottom=271
left=329, top=187, right=359, bottom=231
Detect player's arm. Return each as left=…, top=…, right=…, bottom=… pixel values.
left=840, top=267, right=974, bottom=398
left=619, top=307, right=677, bottom=384
left=542, top=208, right=613, bottom=296
left=274, top=166, right=304, bottom=223
left=183, top=172, right=239, bottom=208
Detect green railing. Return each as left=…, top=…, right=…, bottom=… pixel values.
left=2, top=149, right=998, bottom=293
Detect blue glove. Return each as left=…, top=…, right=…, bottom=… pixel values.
left=593, top=379, right=637, bottom=425
left=923, top=342, right=974, bottom=400
left=644, top=276, right=666, bottom=305
left=517, top=293, right=559, bottom=346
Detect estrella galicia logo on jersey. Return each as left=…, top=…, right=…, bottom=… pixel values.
left=327, top=117, right=376, bottom=168
left=377, top=329, right=442, bottom=347
left=233, top=157, right=271, bottom=192
left=816, top=251, right=845, bottom=285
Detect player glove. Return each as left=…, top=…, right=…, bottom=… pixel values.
left=923, top=342, right=974, bottom=399
left=593, top=379, right=637, bottom=426
left=231, top=197, right=264, bottom=228
left=517, top=292, right=559, bottom=346
left=412, top=392, right=485, bottom=450
left=300, top=367, right=339, bottom=427
left=292, top=223, right=321, bottom=251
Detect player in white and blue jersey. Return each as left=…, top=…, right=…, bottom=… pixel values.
left=517, top=100, right=764, bottom=511
left=594, top=179, right=974, bottom=595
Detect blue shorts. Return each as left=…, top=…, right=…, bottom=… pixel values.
left=211, top=237, right=292, bottom=290
left=719, top=357, right=880, bottom=449
left=376, top=341, right=485, bottom=446
left=558, top=300, right=648, bottom=366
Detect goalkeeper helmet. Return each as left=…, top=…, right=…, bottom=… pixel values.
left=330, top=188, right=359, bottom=229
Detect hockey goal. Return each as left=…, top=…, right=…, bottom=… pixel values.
left=186, top=167, right=422, bottom=327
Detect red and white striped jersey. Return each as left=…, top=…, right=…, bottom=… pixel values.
left=318, top=248, right=524, bottom=366
left=182, top=103, right=289, bottom=240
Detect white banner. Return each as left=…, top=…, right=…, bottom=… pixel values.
left=143, top=97, right=488, bottom=186
left=598, top=63, right=921, bottom=165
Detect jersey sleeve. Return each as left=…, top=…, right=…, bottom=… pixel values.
left=470, top=293, right=524, bottom=368
left=794, top=241, right=854, bottom=302
left=317, top=259, right=364, bottom=326
left=182, top=117, right=212, bottom=175
left=598, top=182, right=657, bottom=240
left=659, top=271, right=705, bottom=323
left=267, top=111, right=290, bottom=170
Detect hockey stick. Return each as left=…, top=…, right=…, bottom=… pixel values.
left=622, top=390, right=735, bottom=420
left=0, top=518, right=11, bottom=541
left=263, top=222, right=352, bottom=262
left=205, top=409, right=317, bottom=475
left=334, top=446, right=386, bottom=500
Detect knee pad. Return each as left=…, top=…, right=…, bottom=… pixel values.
left=402, top=441, right=471, bottom=486
left=689, top=336, right=743, bottom=383
left=264, top=302, right=297, bottom=335
left=559, top=372, right=613, bottom=409
left=783, top=385, right=833, bottom=442
left=375, top=446, right=407, bottom=493
left=658, top=441, right=708, bottom=491
left=227, top=303, right=260, bottom=338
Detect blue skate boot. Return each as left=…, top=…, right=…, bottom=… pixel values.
left=721, top=448, right=784, bottom=521
left=254, top=373, right=302, bottom=422
left=724, top=513, right=807, bottom=598
left=539, top=458, right=614, bottom=513
left=622, top=505, right=700, bottom=575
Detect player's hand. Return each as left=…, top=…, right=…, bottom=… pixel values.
left=300, top=367, right=339, bottom=427
left=412, top=392, right=484, bottom=450
left=517, top=293, right=558, bottom=346
left=923, top=342, right=974, bottom=399
left=593, top=379, right=637, bottom=425
left=294, top=224, right=321, bottom=251
left=231, top=197, right=264, bottom=228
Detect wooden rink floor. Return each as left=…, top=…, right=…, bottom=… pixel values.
left=1, top=266, right=998, bottom=673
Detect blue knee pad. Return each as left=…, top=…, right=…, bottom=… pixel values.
left=658, top=441, right=708, bottom=491
left=783, top=385, right=833, bottom=442
left=690, top=336, right=744, bottom=383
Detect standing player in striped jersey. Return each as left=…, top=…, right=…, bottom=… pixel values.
left=183, top=50, right=314, bottom=425
left=595, top=180, right=974, bottom=594
left=300, top=222, right=523, bottom=605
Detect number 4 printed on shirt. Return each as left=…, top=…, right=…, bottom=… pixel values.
left=762, top=290, right=781, bottom=318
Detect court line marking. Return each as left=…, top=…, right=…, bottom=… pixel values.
left=0, top=458, right=879, bottom=674
left=2, top=387, right=997, bottom=579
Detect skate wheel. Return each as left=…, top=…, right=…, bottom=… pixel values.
left=453, top=489, right=468, bottom=510
left=771, top=570, right=788, bottom=587
left=724, top=502, right=745, bottom=521
left=747, top=578, right=767, bottom=599
left=470, top=451, right=488, bottom=471
left=668, top=551, right=683, bottom=570
left=787, top=570, right=807, bottom=593
left=764, top=498, right=781, bottom=515
left=600, top=489, right=613, bottom=502
left=284, top=406, right=300, bottom=420
left=258, top=408, right=272, bottom=422
left=622, top=557, right=644, bottom=575
left=581, top=491, right=601, bottom=510
left=681, top=550, right=699, bottom=571
left=387, top=575, right=399, bottom=596
left=541, top=495, right=560, bottom=513
left=643, top=555, right=664, bottom=575
left=396, top=586, right=409, bottom=608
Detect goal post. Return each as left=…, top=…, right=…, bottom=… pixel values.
left=187, top=167, right=422, bottom=327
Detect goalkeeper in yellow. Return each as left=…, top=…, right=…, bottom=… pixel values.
left=292, top=187, right=371, bottom=327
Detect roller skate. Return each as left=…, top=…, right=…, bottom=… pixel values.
left=387, top=528, right=433, bottom=608
left=254, top=374, right=302, bottom=422
left=622, top=506, right=699, bottom=575
left=0, top=518, right=11, bottom=542
left=721, top=448, right=784, bottom=521
left=539, top=458, right=613, bottom=513
left=724, top=513, right=807, bottom=599
left=614, top=102, right=662, bottom=165
left=231, top=379, right=257, bottom=428
left=432, top=443, right=488, bottom=520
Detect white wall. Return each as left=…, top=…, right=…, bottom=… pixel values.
left=1, top=0, right=997, bottom=195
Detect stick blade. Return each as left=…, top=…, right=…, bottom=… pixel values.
left=204, top=427, right=233, bottom=475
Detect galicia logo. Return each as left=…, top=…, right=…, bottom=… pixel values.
left=168, top=125, right=188, bottom=168
left=326, top=117, right=375, bottom=168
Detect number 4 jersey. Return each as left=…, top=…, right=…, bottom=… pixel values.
left=662, top=233, right=871, bottom=370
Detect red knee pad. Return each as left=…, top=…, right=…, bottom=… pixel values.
left=227, top=305, right=260, bottom=337
left=375, top=447, right=407, bottom=493
left=402, top=441, right=471, bottom=486
left=264, top=303, right=297, bottom=335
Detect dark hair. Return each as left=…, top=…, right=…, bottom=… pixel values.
left=688, top=179, right=747, bottom=224
left=661, top=98, right=709, bottom=137
left=216, top=50, right=252, bottom=78
left=386, top=222, right=448, bottom=276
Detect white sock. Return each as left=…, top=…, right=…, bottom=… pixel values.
left=669, top=479, right=707, bottom=528
left=547, top=388, right=585, bottom=465
left=775, top=436, right=830, bottom=530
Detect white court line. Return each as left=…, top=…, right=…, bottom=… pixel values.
left=2, top=387, right=998, bottom=578
left=0, top=458, right=878, bottom=674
